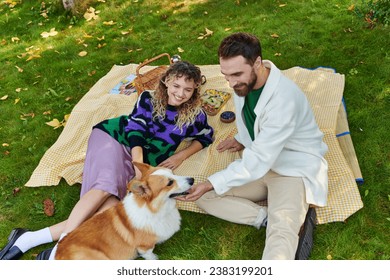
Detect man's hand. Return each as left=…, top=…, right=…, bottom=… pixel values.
left=216, top=137, right=244, bottom=153
left=176, top=181, right=214, bottom=202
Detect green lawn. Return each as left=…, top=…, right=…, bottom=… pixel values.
left=0, top=0, right=389, bottom=260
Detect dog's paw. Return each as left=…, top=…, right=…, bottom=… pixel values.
left=138, top=248, right=158, bottom=260
left=144, top=253, right=158, bottom=260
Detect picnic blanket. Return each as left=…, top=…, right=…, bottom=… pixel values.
left=25, top=63, right=364, bottom=224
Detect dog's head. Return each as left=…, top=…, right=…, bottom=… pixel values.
left=127, top=162, right=194, bottom=209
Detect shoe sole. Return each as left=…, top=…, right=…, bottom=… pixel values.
left=295, top=208, right=317, bottom=260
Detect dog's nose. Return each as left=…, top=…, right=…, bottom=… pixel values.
left=187, top=177, right=195, bottom=185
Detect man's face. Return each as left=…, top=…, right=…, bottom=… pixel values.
left=219, top=56, right=258, bottom=97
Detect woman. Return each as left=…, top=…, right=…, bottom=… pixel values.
left=0, top=61, right=213, bottom=260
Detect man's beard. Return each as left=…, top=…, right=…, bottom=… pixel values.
left=233, top=69, right=257, bottom=97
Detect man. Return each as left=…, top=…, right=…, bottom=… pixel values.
left=179, top=32, right=328, bottom=260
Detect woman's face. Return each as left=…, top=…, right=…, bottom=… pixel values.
left=165, top=75, right=196, bottom=106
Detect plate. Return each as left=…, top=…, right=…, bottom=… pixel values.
left=201, top=89, right=231, bottom=116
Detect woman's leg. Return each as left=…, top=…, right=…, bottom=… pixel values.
left=47, top=129, right=134, bottom=259
left=96, top=196, right=120, bottom=214
left=11, top=189, right=111, bottom=256
left=64, top=128, right=133, bottom=234
left=3, top=129, right=133, bottom=260
left=48, top=194, right=119, bottom=241
left=61, top=189, right=113, bottom=234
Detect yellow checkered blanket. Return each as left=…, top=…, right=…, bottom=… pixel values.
left=25, top=64, right=363, bottom=224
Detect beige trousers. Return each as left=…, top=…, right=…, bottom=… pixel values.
left=196, top=171, right=309, bottom=260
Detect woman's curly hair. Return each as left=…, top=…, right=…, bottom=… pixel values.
left=151, top=61, right=203, bottom=130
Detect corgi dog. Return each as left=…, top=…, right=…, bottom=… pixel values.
left=55, top=162, right=194, bottom=260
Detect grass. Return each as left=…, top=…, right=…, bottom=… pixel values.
left=0, top=0, right=389, bottom=260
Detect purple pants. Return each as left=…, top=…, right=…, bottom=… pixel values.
left=79, top=128, right=135, bottom=200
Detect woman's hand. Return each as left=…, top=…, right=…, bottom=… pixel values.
left=131, top=146, right=144, bottom=179
left=158, top=153, right=185, bottom=170
left=216, top=137, right=244, bottom=153
left=158, top=140, right=203, bottom=170
left=134, top=165, right=142, bottom=180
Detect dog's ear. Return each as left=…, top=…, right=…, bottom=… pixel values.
left=132, top=162, right=153, bottom=179
left=129, top=181, right=152, bottom=198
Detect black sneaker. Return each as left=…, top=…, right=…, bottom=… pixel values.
left=295, top=207, right=317, bottom=260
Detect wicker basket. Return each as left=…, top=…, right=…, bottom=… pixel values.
left=134, top=53, right=172, bottom=94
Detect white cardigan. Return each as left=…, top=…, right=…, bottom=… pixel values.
left=208, top=60, right=328, bottom=207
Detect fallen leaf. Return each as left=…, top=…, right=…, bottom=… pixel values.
left=83, top=32, right=93, bottom=38
left=103, top=20, right=116, bottom=26
left=43, top=110, right=52, bottom=115
left=20, top=112, right=35, bottom=120
left=41, top=28, right=58, bottom=38
left=11, top=37, right=20, bottom=43
left=177, top=47, right=184, bottom=53
left=24, top=47, right=42, bottom=61
left=15, top=65, right=23, bottom=72
left=271, top=33, right=279, bottom=38
left=4, top=0, right=18, bottom=8
left=76, top=38, right=85, bottom=45
left=1, top=95, right=9, bottom=100
left=15, top=88, right=22, bottom=92
left=43, top=198, right=55, bottom=216
left=348, top=4, right=355, bottom=11
left=78, top=51, right=88, bottom=57
left=274, top=53, right=282, bottom=56
left=46, top=114, right=69, bottom=129
left=84, top=7, right=99, bottom=21
left=13, top=187, right=21, bottom=196
left=279, top=4, right=287, bottom=7
left=205, top=27, right=213, bottom=36
left=2, top=143, right=10, bottom=147
left=63, top=114, right=70, bottom=126
left=224, top=27, right=232, bottom=31
left=14, top=98, right=20, bottom=104
left=46, top=118, right=62, bottom=129
left=327, top=254, right=332, bottom=260
left=198, top=27, right=214, bottom=40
